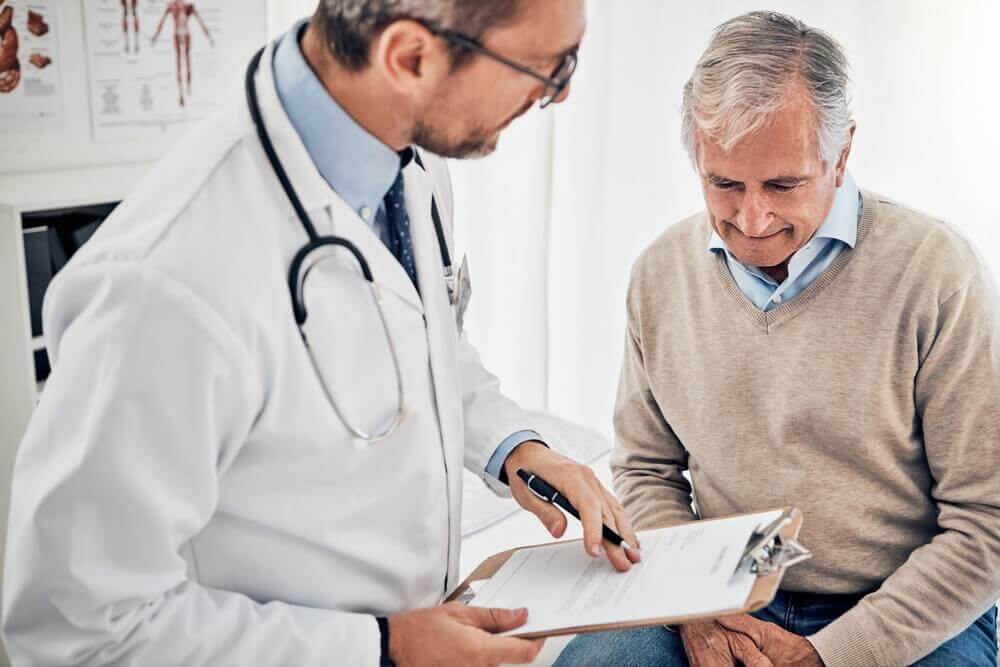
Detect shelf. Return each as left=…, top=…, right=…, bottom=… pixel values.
left=0, top=163, right=150, bottom=213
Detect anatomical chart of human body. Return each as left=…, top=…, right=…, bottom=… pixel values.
left=0, top=0, right=62, bottom=130
left=83, top=0, right=226, bottom=142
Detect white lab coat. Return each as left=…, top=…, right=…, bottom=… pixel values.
left=2, top=43, right=533, bottom=666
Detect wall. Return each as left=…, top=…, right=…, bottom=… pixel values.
left=0, top=0, right=267, bottom=176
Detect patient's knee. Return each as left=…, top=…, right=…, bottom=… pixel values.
left=554, top=625, right=687, bottom=666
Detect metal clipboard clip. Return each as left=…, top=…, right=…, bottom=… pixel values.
left=731, top=514, right=812, bottom=582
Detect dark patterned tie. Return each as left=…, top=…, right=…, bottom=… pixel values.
left=376, top=171, right=419, bottom=290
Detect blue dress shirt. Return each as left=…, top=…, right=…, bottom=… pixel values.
left=709, top=172, right=861, bottom=311
left=272, top=21, right=540, bottom=482
left=272, top=21, right=399, bottom=243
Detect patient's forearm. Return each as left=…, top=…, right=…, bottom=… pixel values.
left=611, top=464, right=696, bottom=530
left=809, top=511, right=1000, bottom=666
left=612, top=323, right=697, bottom=530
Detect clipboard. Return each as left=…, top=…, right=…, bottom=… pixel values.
left=446, top=507, right=808, bottom=638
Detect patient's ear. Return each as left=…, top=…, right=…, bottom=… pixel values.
left=834, top=122, right=856, bottom=188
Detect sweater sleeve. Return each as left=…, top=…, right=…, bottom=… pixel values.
left=610, top=316, right=697, bottom=530
left=809, top=273, right=1000, bottom=667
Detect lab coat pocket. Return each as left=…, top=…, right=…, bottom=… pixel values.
left=298, top=257, right=427, bottom=448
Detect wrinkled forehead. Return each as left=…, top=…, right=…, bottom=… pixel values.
left=696, top=94, right=826, bottom=179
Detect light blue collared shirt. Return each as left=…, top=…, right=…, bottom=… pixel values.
left=273, top=20, right=400, bottom=242
left=709, top=172, right=861, bottom=310
left=272, top=21, right=540, bottom=482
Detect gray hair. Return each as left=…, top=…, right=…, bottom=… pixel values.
left=680, top=11, right=853, bottom=165
left=313, top=0, right=521, bottom=71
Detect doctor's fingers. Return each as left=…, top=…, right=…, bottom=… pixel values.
left=477, top=635, right=545, bottom=666
left=560, top=471, right=610, bottom=558
left=454, top=606, right=545, bottom=664
left=511, top=477, right=568, bottom=538
left=597, top=503, right=639, bottom=571
left=600, top=487, right=642, bottom=560
left=454, top=604, right=530, bottom=633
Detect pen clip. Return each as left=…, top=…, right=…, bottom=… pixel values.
left=517, top=469, right=554, bottom=503
left=525, top=473, right=553, bottom=503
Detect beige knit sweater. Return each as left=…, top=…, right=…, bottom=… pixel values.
left=612, top=189, right=1000, bottom=666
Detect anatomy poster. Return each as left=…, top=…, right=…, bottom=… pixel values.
left=0, top=0, right=62, bottom=130
left=83, top=0, right=226, bottom=142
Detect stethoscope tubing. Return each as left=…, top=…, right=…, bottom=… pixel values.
left=245, top=44, right=416, bottom=444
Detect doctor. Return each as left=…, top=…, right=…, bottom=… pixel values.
left=2, top=1, right=640, bottom=665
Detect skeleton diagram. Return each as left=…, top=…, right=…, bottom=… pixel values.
left=151, top=1, right=213, bottom=107
left=121, top=0, right=139, bottom=54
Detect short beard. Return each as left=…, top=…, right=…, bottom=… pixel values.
left=411, top=121, right=498, bottom=159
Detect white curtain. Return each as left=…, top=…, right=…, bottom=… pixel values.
left=268, top=1, right=1000, bottom=437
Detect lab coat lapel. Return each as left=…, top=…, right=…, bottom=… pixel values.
left=251, top=44, right=422, bottom=311
left=251, top=43, right=332, bottom=215
left=404, top=162, right=465, bottom=583
left=324, top=194, right=423, bottom=312
left=255, top=44, right=455, bottom=583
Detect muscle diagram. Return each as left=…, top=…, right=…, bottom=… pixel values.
left=152, top=0, right=214, bottom=107
left=0, top=1, right=20, bottom=94
left=121, top=0, right=139, bottom=53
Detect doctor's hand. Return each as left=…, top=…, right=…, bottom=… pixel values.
left=503, top=441, right=641, bottom=572
left=388, top=603, right=544, bottom=666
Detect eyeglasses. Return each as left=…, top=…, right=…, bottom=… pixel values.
left=427, top=27, right=578, bottom=108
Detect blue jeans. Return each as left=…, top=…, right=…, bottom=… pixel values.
left=553, top=591, right=998, bottom=666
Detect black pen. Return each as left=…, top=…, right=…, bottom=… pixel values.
left=516, top=468, right=639, bottom=555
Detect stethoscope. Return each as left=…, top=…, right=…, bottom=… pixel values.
left=245, top=45, right=455, bottom=445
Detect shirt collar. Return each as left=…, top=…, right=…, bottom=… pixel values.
left=272, top=19, right=401, bottom=217
left=708, top=170, right=860, bottom=253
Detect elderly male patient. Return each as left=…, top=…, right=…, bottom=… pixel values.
left=557, top=10, right=999, bottom=667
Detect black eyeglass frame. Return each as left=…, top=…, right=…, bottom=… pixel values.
left=426, top=26, right=577, bottom=108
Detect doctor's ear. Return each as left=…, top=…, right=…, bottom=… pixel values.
left=372, top=20, right=451, bottom=98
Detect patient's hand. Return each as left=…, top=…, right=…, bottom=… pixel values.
left=679, top=619, right=773, bottom=666
left=716, top=615, right=824, bottom=666
left=503, top=441, right=641, bottom=572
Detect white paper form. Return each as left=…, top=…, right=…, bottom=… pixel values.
left=470, top=510, right=783, bottom=636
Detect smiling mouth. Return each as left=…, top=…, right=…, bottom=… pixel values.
left=728, top=224, right=787, bottom=240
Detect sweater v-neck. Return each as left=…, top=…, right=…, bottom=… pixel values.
left=712, top=189, right=879, bottom=332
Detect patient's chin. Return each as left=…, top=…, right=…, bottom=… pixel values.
left=727, top=236, right=795, bottom=270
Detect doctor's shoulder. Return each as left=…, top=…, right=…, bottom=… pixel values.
left=47, top=104, right=293, bottom=351
left=70, top=103, right=251, bottom=269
